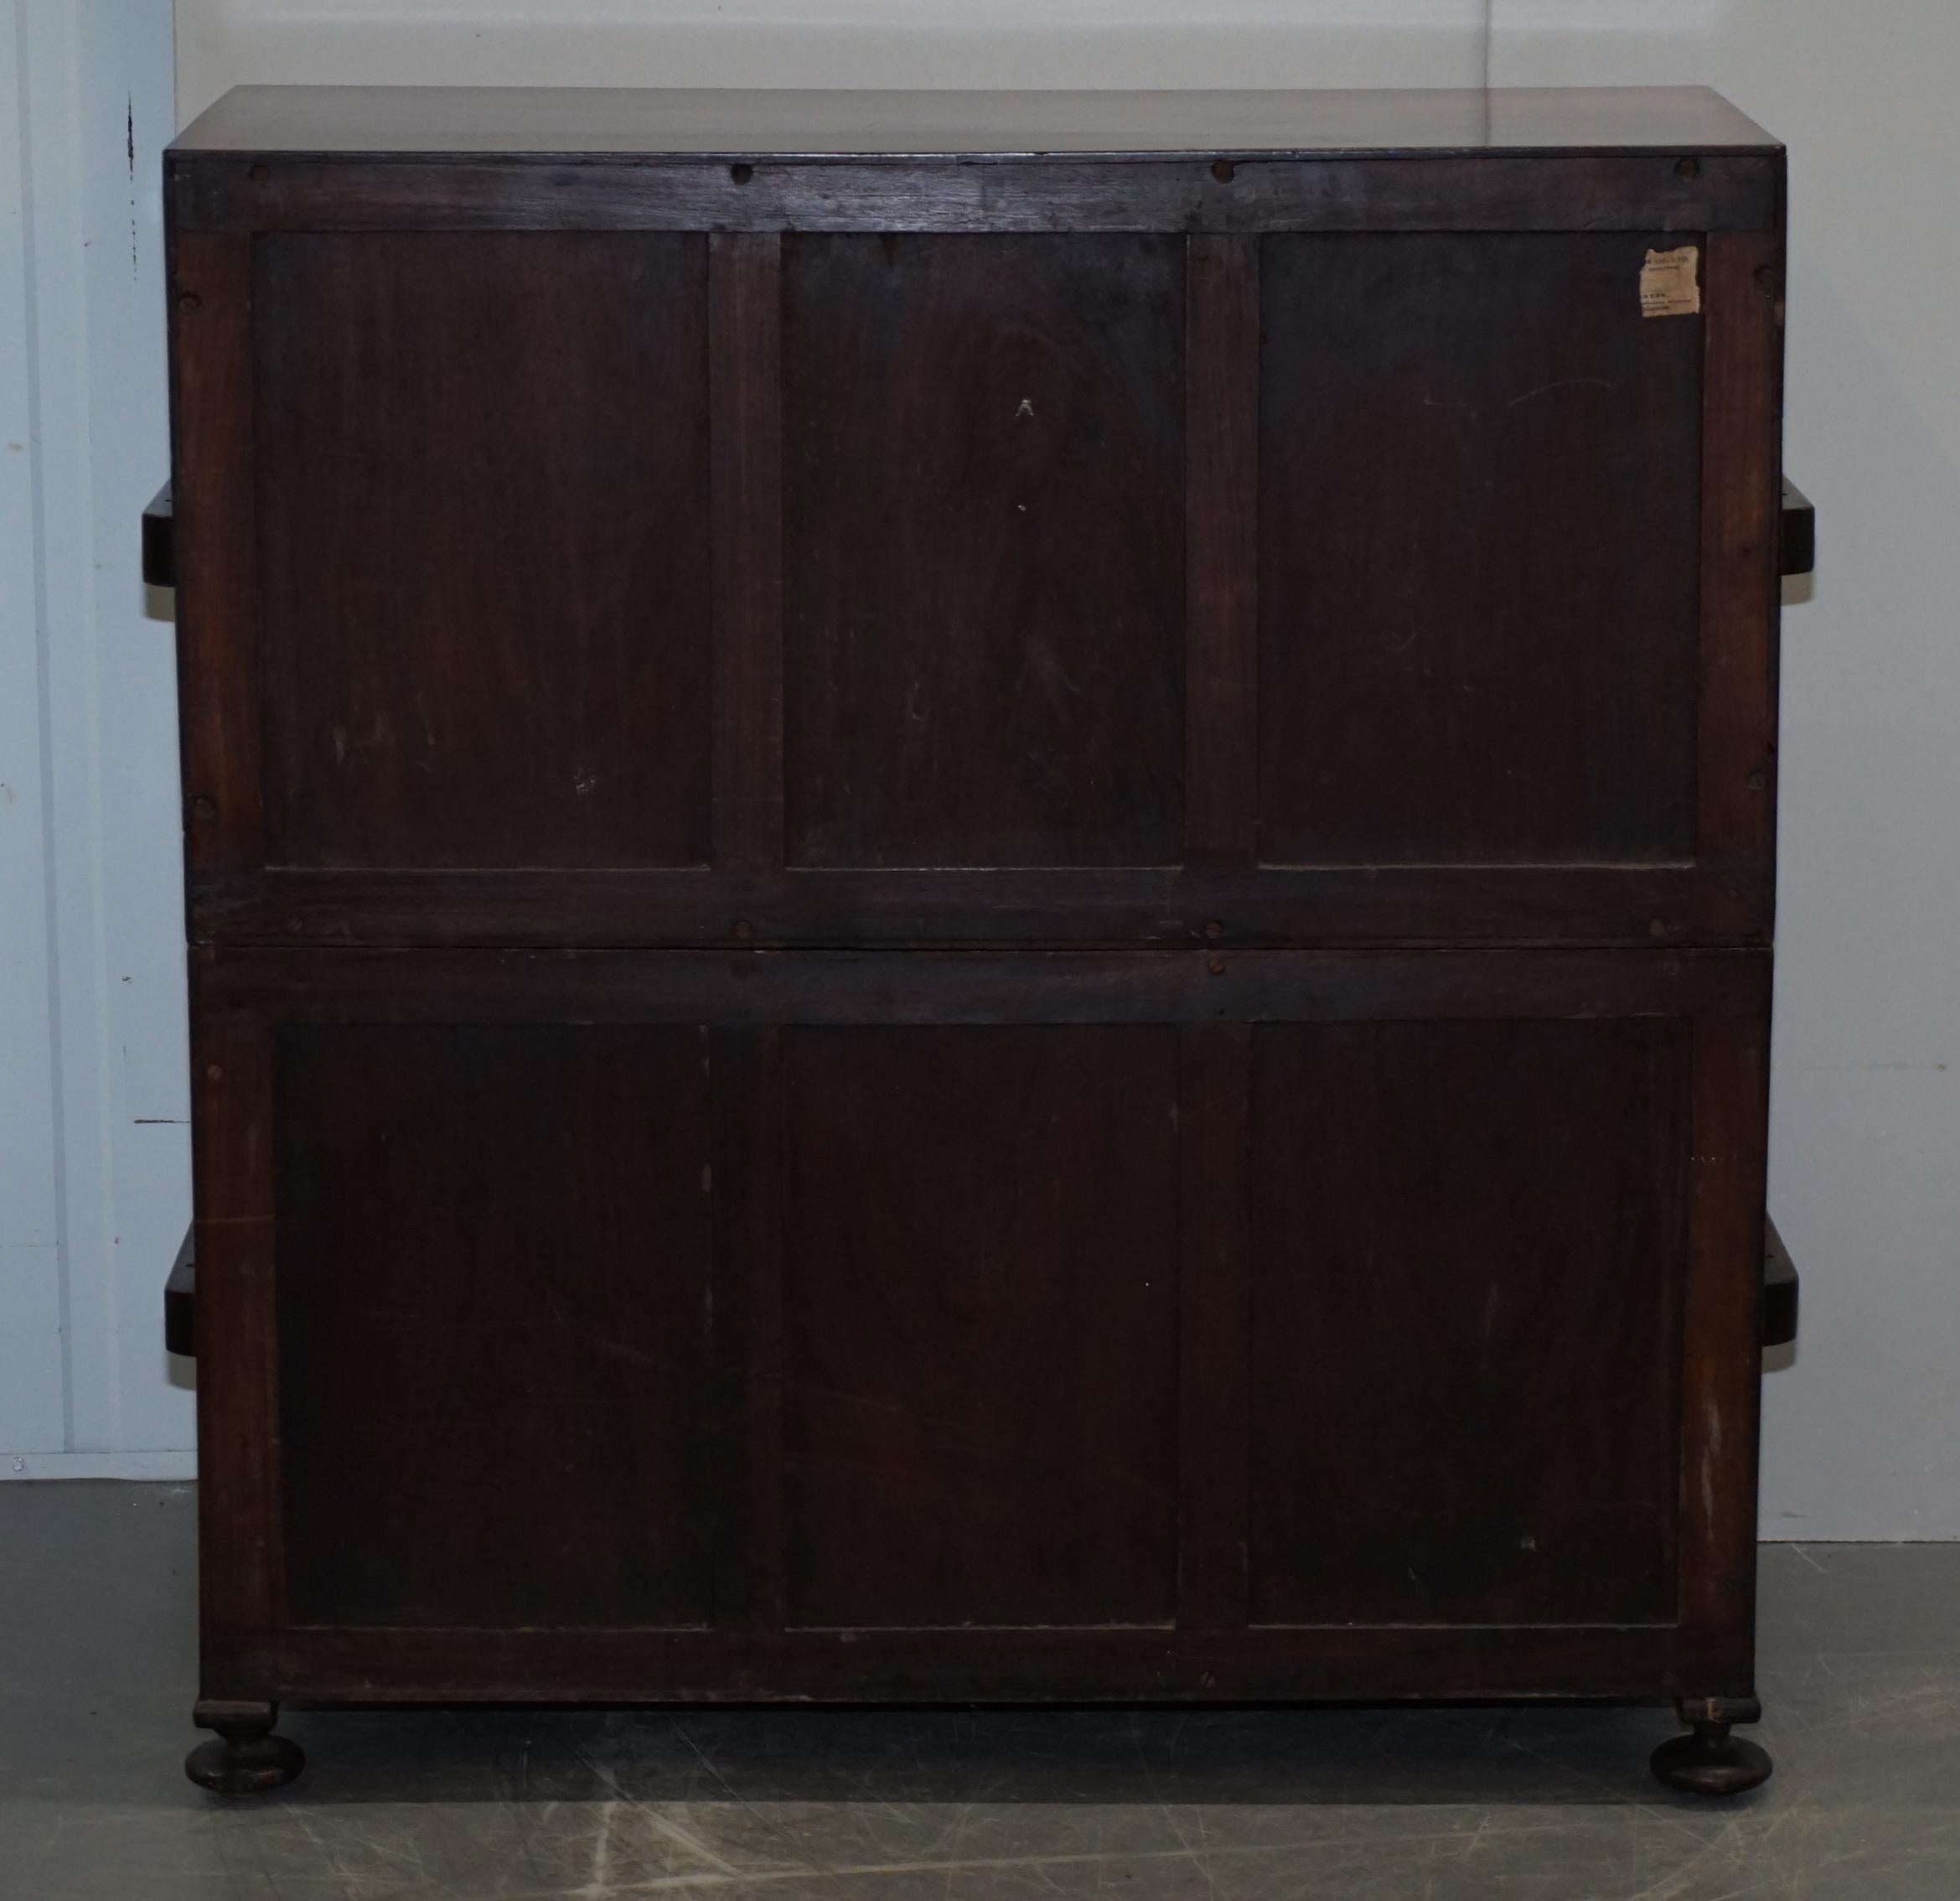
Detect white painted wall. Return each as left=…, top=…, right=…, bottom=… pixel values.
left=11, top=3, right=1955, bottom=1534
left=3, top=0, right=193, bottom=1478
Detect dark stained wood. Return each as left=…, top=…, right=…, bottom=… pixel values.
left=1780, top=478, right=1815, bottom=579
left=196, top=946, right=1771, bottom=1031
left=1176, top=1025, right=1252, bottom=1629
left=164, top=1226, right=196, bottom=1357
left=168, top=89, right=1790, bottom=1769
left=710, top=234, right=785, bottom=872
left=1259, top=232, right=1704, bottom=868
left=1674, top=1013, right=1771, bottom=1693
left=1183, top=236, right=1259, bottom=866
left=172, top=85, right=1781, bottom=158
left=1254, top=1018, right=1701, bottom=1622
left=170, top=153, right=1780, bottom=239
left=254, top=232, right=712, bottom=869
left=274, top=1024, right=716, bottom=1629
left=169, top=232, right=262, bottom=870
left=709, top=1026, right=785, bottom=1632
left=189, top=861, right=1774, bottom=950
left=266, top=1622, right=1681, bottom=1706
left=778, top=1028, right=1181, bottom=1626
left=142, top=482, right=175, bottom=588
left=1249, top=1018, right=1690, bottom=1627
left=187, top=998, right=281, bottom=1695
left=1698, top=234, right=1785, bottom=888
left=1762, top=1216, right=1799, bottom=1349
left=783, top=234, right=1185, bottom=868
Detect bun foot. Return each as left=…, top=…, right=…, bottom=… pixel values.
left=1651, top=1721, right=1772, bottom=1796
left=186, top=1700, right=305, bottom=1794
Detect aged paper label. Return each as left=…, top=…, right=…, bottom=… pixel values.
left=1640, top=245, right=1702, bottom=318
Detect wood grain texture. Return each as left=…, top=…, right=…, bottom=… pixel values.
left=189, top=862, right=1772, bottom=950
left=266, top=1621, right=1681, bottom=1706
left=1183, top=236, right=1259, bottom=866
left=1176, top=1025, right=1252, bottom=1629
left=196, top=946, right=1771, bottom=1030
left=1259, top=232, right=1705, bottom=868
left=710, top=234, right=786, bottom=871
left=188, top=997, right=282, bottom=1693
left=783, top=234, right=1185, bottom=868
left=779, top=1028, right=1181, bottom=1627
left=254, top=232, right=711, bottom=869
left=169, top=233, right=263, bottom=869
left=167, top=96, right=1788, bottom=1731
left=1249, top=1018, right=1690, bottom=1627
left=170, top=85, right=1782, bottom=158
left=1697, top=234, right=1785, bottom=890
left=1674, top=1013, right=1771, bottom=1693
left=170, top=153, right=1780, bottom=238
left=709, top=1026, right=785, bottom=1632
left=274, top=1024, right=716, bottom=1629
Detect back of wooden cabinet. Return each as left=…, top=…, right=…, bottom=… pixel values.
left=175, top=205, right=1776, bottom=1707
left=178, top=223, right=1777, bottom=943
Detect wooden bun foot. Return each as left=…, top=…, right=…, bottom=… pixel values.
left=1650, top=1721, right=1772, bottom=1796
left=186, top=1700, right=305, bottom=1794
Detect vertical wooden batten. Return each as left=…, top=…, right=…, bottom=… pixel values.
left=1183, top=234, right=1259, bottom=869
left=710, top=1024, right=786, bottom=1634
left=710, top=231, right=786, bottom=878
left=170, top=232, right=265, bottom=872
left=1696, top=225, right=1786, bottom=925
left=1176, top=1022, right=1253, bottom=1630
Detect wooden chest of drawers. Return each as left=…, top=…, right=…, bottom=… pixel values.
left=163, top=84, right=1793, bottom=1797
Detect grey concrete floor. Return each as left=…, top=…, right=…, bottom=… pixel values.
left=3, top=1484, right=1957, bottom=1898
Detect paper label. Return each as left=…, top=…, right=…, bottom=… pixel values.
left=1640, top=245, right=1702, bottom=319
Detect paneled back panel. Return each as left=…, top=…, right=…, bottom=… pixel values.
left=1248, top=1017, right=1690, bottom=1626
left=274, top=1023, right=716, bottom=1628
left=778, top=1025, right=1182, bottom=1625
left=783, top=235, right=1187, bottom=868
left=1259, top=233, right=1704, bottom=867
left=254, top=233, right=713, bottom=868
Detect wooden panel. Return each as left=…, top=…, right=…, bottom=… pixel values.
left=1696, top=233, right=1785, bottom=881
left=189, top=997, right=281, bottom=1691
left=171, top=153, right=1782, bottom=239
left=169, top=85, right=1783, bottom=158
left=1259, top=233, right=1704, bottom=867
left=779, top=1028, right=1181, bottom=1626
left=709, top=235, right=785, bottom=871
left=169, top=233, right=263, bottom=869
left=190, top=861, right=1770, bottom=950
left=708, top=1026, right=784, bottom=1631
left=783, top=235, right=1185, bottom=868
left=254, top=233, right=711, bottom=869
left=1183, top=236, right=1259, bottom=865
left=202, top=945, right=1771, bottom=1031
left=1249, top=1018, right=1690, bottom=1627
left=271, top=1621, right=1681, bottom=1707
left=273, top=1024, right=715, bottom=1629
left=1176, top=1025, right=1252, bottom=1629
left=1675, top=1013, right=1771, bottom=1691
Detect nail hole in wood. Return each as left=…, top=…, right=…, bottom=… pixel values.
left=730, top=163, right=754, bottom=184
left=1675, top=157, right=1700, bottom=179
left=1211, top=159, right=1235, bottom=184
left=249, top=163, right=270, bottom=184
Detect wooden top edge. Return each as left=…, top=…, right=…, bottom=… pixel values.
left=170, top=85, right=1782, bottom=160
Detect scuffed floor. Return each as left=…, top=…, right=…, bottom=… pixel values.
left=3, top=1484, right=1957, bottom=1898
